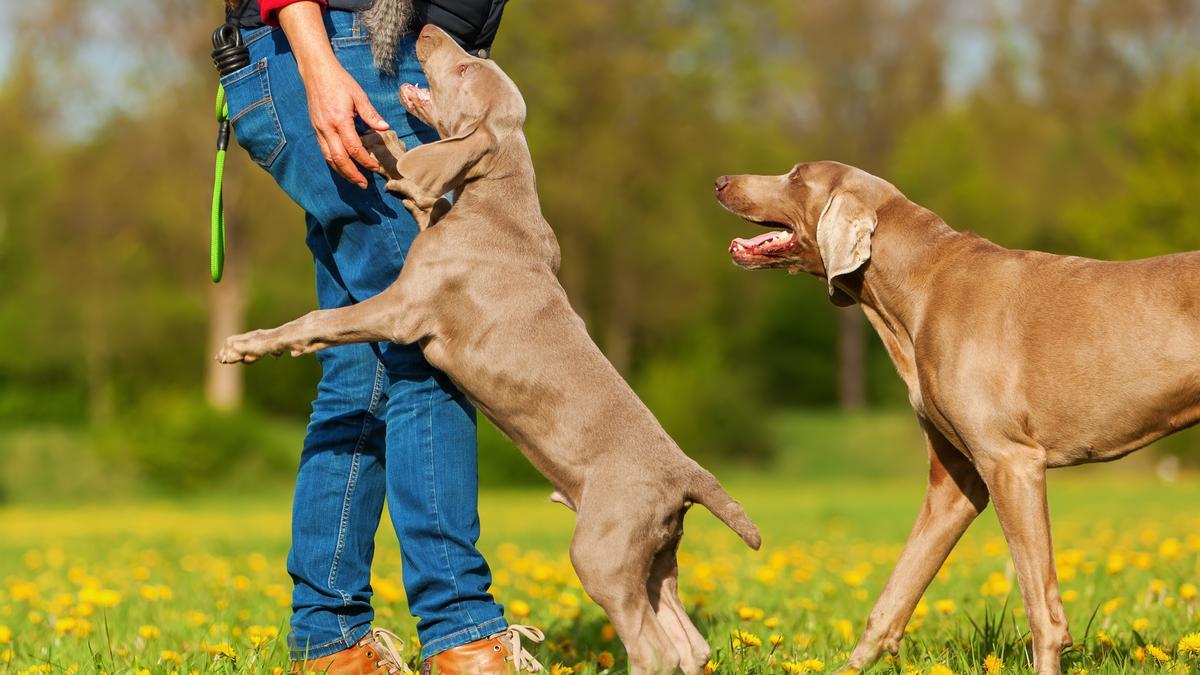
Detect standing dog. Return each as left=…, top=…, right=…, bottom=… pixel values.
left=716, top=160, right=1199, bottom=674
left=218, top=25, right=761, bottom=675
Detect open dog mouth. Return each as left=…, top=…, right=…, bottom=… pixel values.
left=729, top=223, right=799, bottom=259
left=400, top=83, right=433, bottom=107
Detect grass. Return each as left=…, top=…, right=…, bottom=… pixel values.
left=1, top=464, right=1198, bottom=673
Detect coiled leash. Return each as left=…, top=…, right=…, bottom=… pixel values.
left=209, top=6, right=251, bottom=283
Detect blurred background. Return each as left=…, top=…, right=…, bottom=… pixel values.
left=2, top=0, right=1199, bottom=503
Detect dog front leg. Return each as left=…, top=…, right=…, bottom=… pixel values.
left=217, top=283, right=419, bottom=364
left=846, top=420, right=989, bottom=670
left=975, top=443, right=1071, bottom=675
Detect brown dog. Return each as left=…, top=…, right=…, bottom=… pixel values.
left=218, top=25, right=760, bottom=675
left=716, top=161, right=1200, bottom=674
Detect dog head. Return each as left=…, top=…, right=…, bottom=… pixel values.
left=716, top=161, right=895, bottom=306
left=399, top=25, right=526, bottom=143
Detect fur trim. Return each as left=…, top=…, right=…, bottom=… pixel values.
left=360, top=0, right=415, bottom=73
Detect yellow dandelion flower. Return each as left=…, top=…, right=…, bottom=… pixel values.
left=984, top=653, right=1003, bottom=673
left=764, top=616, right=781, bottom=629
left=600, top=624, right=616, bottom=641
left=1135, top=647, right=1147, bottom=662
left=1105, top=553, right=1125, bottom=575
left=1133, top=618, right=1150, bottom=633
left=549, top=664, right=573, bottom=675
left=934, top=599, right=957, bottom=615
left=980, top=572, right=1011, bottom=597
left=136, top=669, right=152, bottom=675
left=737, top=606, right=764, bottom=622
left=1102, top=598, right=1122, bottom=615
left=78, top=588, right=120, bottom=608
left=833, top=619, right=854, bottom=643
left=1146, top=644, right=1170, bottom=663
left=1062, top=590, right=1078, bottom=602
left=9, top=582, right=38, bottom=602
left=139, top=625, right=160, bottom=640
left=913, top=599, right=930, bottom=619
left=0, top=626, right=10, bottom=644
left=800, top=659, right=824, bottom=672
left=160, top=650, right=183, bottom=664
left=1182, top=583, right=1197, bottom=601
left=1178, top=633, right=1200, bottom=654
left=55, top=618, right=79, bottom=635
left=1, top=650, right=11, bottom=664
left=509, top=599, right=531, bottom=619
left=731, top=629, right=762, bottom=649
left=703, top=660, right=718, bottom=674
left=207, top=642, right=236, bottom=659
left=755, top=566, right=779, bottom=584
left=770, top=634, right=785, bottom=647
left=27, top=611, right=43, bottom=625
left=597, top=651, right=614, bottom=668
left=1097, top=631, right=1113, bottom=647
left=929, top=665, right=956, bottom=675
left=1159, top=538, right=1182, bottom=560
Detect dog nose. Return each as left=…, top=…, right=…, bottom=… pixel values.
left=715, top=175, right=730, bottom=193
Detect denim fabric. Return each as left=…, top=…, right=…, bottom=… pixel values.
left=221, top=11, right=506, bottom=660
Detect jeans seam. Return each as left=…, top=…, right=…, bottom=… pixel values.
left=422, top=616, right=508, bottom=656
left=327, top=359, right=388, bottom=644
left=424, top=384, right=477, bottom=629
left=291, top=621, right=372, bottom=659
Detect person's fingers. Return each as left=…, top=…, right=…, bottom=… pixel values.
left=338, top=121, right=381, bottom=175
left=354, top=89, right=391, bottom=131
left=322, top=125, right=367, bottom=187
left=315, top=131, right=332, bottom=164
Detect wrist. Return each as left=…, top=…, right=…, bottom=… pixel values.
left=278, top=1, right=339, bottom=81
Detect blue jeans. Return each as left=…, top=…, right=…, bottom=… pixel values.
left=221, top=11, right=506, bottom=660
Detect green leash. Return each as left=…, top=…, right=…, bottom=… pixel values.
left=211, top=84, right=229, bottom=283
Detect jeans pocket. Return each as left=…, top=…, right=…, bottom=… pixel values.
left=221, top=59, right=286, bottom=169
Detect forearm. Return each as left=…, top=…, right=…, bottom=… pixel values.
left=277, top=1, right=338, bottom=83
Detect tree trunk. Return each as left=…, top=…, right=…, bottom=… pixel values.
left=204, top=198, right=246, bottom=412
left=836, top=306, right=866, bottom=410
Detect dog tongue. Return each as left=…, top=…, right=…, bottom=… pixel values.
left=732, top=231, right=784, bottom=248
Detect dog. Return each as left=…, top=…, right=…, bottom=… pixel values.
left=716, top=160, right=1200, bottom=674
left=217, top=24, right=761, bottom=675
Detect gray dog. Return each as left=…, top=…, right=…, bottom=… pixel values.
left=717, top=160, right=1200, bottom=674
left=219, top=25, right=761, bottom=675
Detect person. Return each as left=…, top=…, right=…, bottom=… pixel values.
left=217, top=0, right=541, bottom=672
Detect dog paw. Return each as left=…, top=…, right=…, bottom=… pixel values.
left=217, top=330, right=277, bottom=364
left=362, top=130, right=406, bottom=178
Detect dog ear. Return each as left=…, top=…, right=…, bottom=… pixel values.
left=393, top=119, right=493, bottom=202
left=816, top=191, right=877, bottom=304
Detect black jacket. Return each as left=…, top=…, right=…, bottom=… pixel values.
left=232, top=0, right=508, bottom=54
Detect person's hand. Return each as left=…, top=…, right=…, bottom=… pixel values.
left=278, top=1, right=390, bottom=188
left=301, top=61, right=391, bottom=187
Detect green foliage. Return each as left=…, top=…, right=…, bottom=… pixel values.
left=3, top=0, right=1200, bottom=496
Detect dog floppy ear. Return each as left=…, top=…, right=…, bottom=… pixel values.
left=816, top=191, right=877, bottom=305
left=392, top=113, right=491, bottom=203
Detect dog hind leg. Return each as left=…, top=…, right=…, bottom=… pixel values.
left=572, top=510, right=680, bottom=674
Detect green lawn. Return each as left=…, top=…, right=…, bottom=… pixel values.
left=1, top=466, right=1198, bottom=673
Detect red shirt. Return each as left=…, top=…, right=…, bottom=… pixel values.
left=259, top=0, right=327, bottom=27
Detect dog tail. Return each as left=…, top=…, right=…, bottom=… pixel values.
left=688, top=471, right=762, bottom=550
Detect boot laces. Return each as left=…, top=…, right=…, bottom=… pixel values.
left=363, top=627, right=412, bottom=673
left=497, top=624, right=546, bottom=672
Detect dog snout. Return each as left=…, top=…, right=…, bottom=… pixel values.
left=715, top=175, right=731, bottom=193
